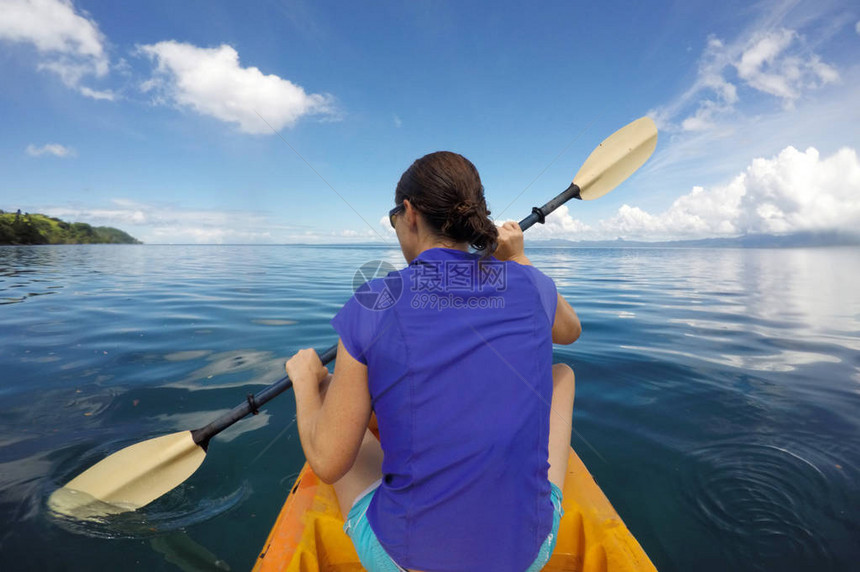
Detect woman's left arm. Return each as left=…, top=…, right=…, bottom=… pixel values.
left=286, top=339, right=372, bottom=483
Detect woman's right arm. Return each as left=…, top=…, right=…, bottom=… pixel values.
left=494, top=221, right=581, bottom=345
left=286, top=339, right=372, bottom=483
left=551, top=291, right=581, bottom=345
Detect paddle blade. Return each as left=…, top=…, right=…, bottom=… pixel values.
left=48, top=431, right=206, bottom=519
left=573, top=116, right=658, bottom=200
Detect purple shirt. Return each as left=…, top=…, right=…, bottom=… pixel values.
left=331, top=247, right=558, bottom=571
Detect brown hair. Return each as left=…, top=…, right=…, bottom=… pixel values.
left=395, top=151, right=498, bottom=254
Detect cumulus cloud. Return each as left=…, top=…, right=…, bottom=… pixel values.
left=378, top=204, right=592, bottom=242
left=510, top=204, right=591, bottom=239
left=137, top=41, right=336, bottom=134
left=0, top=0, right=111, bottom=98
left=26, top=143, right=75, bottom=157
left=598, top=146, right=860, bottom=240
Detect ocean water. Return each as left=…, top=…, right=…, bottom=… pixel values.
left=1, top=244, right=858, bottom=571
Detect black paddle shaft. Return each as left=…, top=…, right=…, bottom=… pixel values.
left=191, top=181, right=582, bottom=449
left=518, top=183, right=581, bottom=231
left=191, top=344, right=338, bottom=449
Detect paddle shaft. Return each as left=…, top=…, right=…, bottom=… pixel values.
left=190, top=183, right=581, bottom=449
left=519, top=183, right=581, bottom=231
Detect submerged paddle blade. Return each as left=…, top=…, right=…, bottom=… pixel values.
left=574, top=116, right=658, bottom=201
left=48, top=431, right=206, bottom=519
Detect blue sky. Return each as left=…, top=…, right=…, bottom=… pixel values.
left=1, top=0, right=858, bottom=244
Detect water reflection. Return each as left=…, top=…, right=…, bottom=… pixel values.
left=167, top=349, right=285, bottom=391
left=150, top=532, right=231, bottom=571
left=540, top=248, right=860, bottom=373
left=250, top=319, right=298, bottom=326
left=154, top=410, right=271, bottom=442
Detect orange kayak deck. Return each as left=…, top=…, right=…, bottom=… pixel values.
left=254, top=448, right=656, bottom=571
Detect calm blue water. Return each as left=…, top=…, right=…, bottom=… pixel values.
left=1, top=245, right=858, bottom=571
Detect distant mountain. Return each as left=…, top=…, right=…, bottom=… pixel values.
left=528, top=231, right=860, bottom=248
left=0, top=211, right=141, bottom=245
left=287, top=231, right=860, bottom=249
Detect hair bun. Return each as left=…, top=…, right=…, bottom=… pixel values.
left=453, top=201, right=480, bottom=218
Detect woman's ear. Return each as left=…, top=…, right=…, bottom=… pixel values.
left=402, top=199, right=418, bottom=228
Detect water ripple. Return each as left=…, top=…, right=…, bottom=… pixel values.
left=47, top=483, right=249, bottom=540
left=681, top=442, right=837, bottom=570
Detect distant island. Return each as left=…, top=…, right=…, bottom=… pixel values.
left=0, top=210, right=141, bottom=245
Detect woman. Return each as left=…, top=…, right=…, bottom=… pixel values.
left=286, top=151, right=580, bottom=571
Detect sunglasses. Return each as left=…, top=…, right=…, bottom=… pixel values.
left=388, top=203, right=405, bottom=229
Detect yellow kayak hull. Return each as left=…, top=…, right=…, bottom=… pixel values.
left=254, top=448, right=656, bottom=571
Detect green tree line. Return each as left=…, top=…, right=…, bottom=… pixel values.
left=0, top=210, right=141, bottom=245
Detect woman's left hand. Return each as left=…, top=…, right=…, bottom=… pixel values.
left=495, top=221, right=530, bottom=265
left=285, top=348, right=329, bottom=389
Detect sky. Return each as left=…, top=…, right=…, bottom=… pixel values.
left=1, top=0, right=859, bottom=244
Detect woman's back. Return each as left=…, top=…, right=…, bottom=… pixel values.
left=332, top=247, right=558, bottom=571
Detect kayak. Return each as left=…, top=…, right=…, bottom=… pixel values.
left=253, top=447, right=657, bottom=571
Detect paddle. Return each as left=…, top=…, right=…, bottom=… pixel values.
left=48, top=116, right=658, bottom=519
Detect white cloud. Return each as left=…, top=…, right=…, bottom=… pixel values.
left=737, top=146, right=860, bottom=234
left=734, top=29, right=837, bottom=106
left=0, top=0, right=110, bottom=98
left=598, top=146, right=860, bottom=240
left=78, top=85, right=115, bottom=101
left=652, top=24, right=839, bottom=133
left=38, top=199, right=275, bottom=244
left=147, top=226, right=274, bottom=244
left=376, top=204, right=593, bottom=242
left=137, top=41, right=336, bottom=134
left=681, top=36, right=740, bottom=132
left=26, top=143, right=75, bottom=157
left=492, top=205, right=591, bottom=241
left=337, top=228, right=382, bottom=239
left=35, top=199, right=392, bottom=244
left=735, top=29, right=796, bottom=98
left=856, top=20, right=860, bottom=35
left=528, top=204, right=591, bottom=237
left=379, top=215, right=396, bottom=234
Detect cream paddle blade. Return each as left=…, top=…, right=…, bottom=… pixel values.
left=48, top=431, right=206, bottom=519
left=574, top=116, right=657, bottom=201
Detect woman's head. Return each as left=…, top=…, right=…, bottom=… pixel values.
left=394, top=151, right=498, bottom=255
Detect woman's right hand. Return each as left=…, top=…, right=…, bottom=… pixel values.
left=494, top=221, right=530, bottom=265
left=286, top=348, right=329, bottom=392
